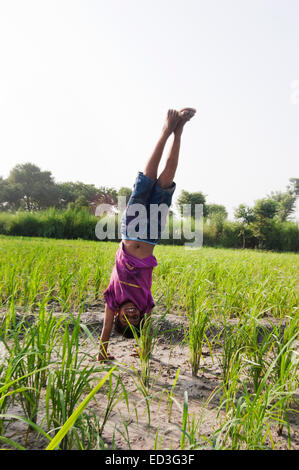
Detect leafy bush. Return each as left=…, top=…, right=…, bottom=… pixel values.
left=0, top=209, right=297, bottom=251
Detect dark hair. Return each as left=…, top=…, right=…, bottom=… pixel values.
left=114, top=314, right=140, bottom=338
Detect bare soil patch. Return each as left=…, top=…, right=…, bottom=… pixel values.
left=1, top=307, right=298, bottom=450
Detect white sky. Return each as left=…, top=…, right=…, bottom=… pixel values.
left=0, top=0, right=298, bottom=219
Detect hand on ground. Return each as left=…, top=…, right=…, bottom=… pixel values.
left=97, top=351, right=115, bottom=362
left=130, top=346, right=141, bottom=357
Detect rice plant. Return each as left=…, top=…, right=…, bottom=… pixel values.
left=166, top=368, right=180, bottom=422
left=98, top=373, right=130, bottom=435
left=44, top=315, right=100, bottom=449
left=271, top=314, right=298, bottom=437
left=4, top=305, right=62, bottom=431
left=244, top=322, right=274, bottom=393
left=0, top=235, right=298, bottom=450
left=218, top=319, right=246, bottom=387
left=128, top=312, right=167, bottom=390
left=215, top=381, right=293, bottom=450
left=185, top=296, right=213, bottom=376
left=46, top=365, right=116, bottom=450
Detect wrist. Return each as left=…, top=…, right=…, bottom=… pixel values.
left=173, top=129, right=183, bottom=139
left=160, top=128, right=171, bottom=141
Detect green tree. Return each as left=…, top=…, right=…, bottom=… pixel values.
left=74, top=195, right=90, bottom=209
left=234, top=204, right=255, bottom=224
left=7, top=163, right=59, bottom=211
left=234, top=204, right=255, bottom=248
left=268, top=178, right=298, bottom=222
left=206, top=205, right=228, bottom=241
left=288, top=177, right=299, bottom=196
left=56, top=182, right=99, bottom=208
left=176, top=190, right=208, bottom=218
left=253, top=198, right=278, bottom=219
left=271, top=191, right=296, bottom=222
left=0, top=177, right=23, bottom=211
left=251, top=198, right=279, bottom=249
left=206, top=204, right=228, bottom=220
left=118, top=187, right=132, bottom=204
left=57, top=182, right=118, bottom=213
left=96, top=186, right=118, bottom=205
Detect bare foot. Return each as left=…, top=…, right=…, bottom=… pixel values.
left=174, top=107, right=196, bottom=136
left=162, top=109, right=181, bottom=137
left=179, top=107, right=196, bottom=119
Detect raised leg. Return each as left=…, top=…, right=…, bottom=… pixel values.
left=157, top=108, right=196, bottom=189
left=143, top=110, right=181, bottom=180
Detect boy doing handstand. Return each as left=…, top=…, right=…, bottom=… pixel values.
left=97, top=107, right=196, bottom=361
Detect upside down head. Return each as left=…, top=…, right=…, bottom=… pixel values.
left=114, top=301, right=141, bottom=338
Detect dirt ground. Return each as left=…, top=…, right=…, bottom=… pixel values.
left=1, top=305, right=298, bottom=450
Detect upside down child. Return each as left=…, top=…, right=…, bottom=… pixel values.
left=97, top=107, right=196, bottom=361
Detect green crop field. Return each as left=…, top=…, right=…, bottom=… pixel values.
left=0, top=235, right=298, bottom=450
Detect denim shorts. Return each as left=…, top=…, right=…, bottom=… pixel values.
left=121, top=172, right=176, bottom=245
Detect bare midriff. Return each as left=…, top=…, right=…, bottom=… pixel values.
left=122, top=239, right=155, bottom=259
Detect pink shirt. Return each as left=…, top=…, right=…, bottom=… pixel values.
left=103, top=242, right=158, bottom=316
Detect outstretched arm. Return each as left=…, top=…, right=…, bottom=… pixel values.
left=97, top=304, right=115, bottom=361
